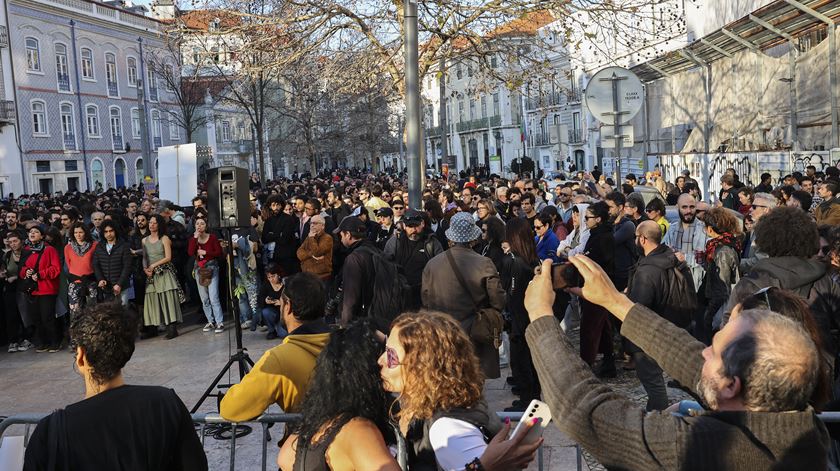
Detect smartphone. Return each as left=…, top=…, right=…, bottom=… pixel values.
left=551, top=262, right=581, bottom=290
left=511, top=399, right=552, bottom=445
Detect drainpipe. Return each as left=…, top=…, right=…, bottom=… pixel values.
left=69, top=20, right=90, bottom=191
left=4, top=0, right=25, bottom=194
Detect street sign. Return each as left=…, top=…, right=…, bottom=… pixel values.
left=600, top=125, right=635, bottom=149
left=585, top=67, right=644, bottom=125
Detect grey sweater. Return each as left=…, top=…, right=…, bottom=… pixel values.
left=526, top=304, right=829, bottom=470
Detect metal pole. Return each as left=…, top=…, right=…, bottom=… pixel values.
left=437, top=53, right=447, bottom=173
left=612, top=76, right=622, bottom=182
left=643, top=83, right=651, bottom=172
left=830, top=25, right=839, bottom=149
left=789, top=41, right=799, bottom=151
left=404, top=0, right=421, bottom=208
left=69, top=20, right=90, bottom=192
left=398, top=114, right=405, bottom=169
left=138, top=37, right=154, bottom=181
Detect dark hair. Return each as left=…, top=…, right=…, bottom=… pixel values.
left=70, top=302, right=139, bottom=384
left=148, top=214, right=168, bottom=238
left=520, top=192, right=535, bottom=205
left=480, top=217, right=505, bottom=245
left=645, top=198, right=665, bottom=217
left=69, top=221, right=93, bottom=243
left=588, top=201, right=611, bottom=225
left=621, top=183, right=634, bottom=195
left=44, top=226, right=63, bottom=250
left=704, top=207, right=740, bottom=236
left=822, top=180, right=840, bottom=197
left=540, top=205, right=559, bottom=222
left=536, top=213, right=553, bottom=229
left=737, top=187, right=753, bottom=199
left=625, top=194, right=644, bottom=211
left=605, top=191, right=626, bottom=206
left=761, top=172, right=772, bottom=182
left=754, top=206, right=818, bottom=258
left=307, top=198, right=322, bottom=211
left=99, top=220, right=121, bottom=240
left=191, top=195, right=207, bottom=205
left=292, top=320, right=394, bottom=447
left=284, top=272, right=326, bottom=321
left=505, top=217, right=538, bottom=265
left=266, top=262, right=284, bottom=275
left=791, top=191, right=813, bottom=211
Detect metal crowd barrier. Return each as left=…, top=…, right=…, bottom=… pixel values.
left=0, top=411, right=576, bottom=471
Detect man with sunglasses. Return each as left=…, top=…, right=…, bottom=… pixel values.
left=221, top=272, right=332, bottom=422
left=740, top=192, right=776, bottom=276
left=552, top=185, right=574, bottom=224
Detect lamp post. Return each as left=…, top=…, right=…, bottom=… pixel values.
left=404, top=0, right=421, bottom=208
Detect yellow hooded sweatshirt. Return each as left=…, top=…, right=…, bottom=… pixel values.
left=220, top=326, right=331, bottom=422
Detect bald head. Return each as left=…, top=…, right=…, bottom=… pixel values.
left=677, top=193, right=696, bottom=207
left=677, top=193, right=698, bottom=224
left=637, top=220, right=662, bottom=244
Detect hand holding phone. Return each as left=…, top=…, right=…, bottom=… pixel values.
left=551, top=262, right=582, bottom=290
left=511, top=399, right=552, bottom=445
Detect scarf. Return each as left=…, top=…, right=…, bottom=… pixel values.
left=70, top=240, right=93, bottom=258
left=28, top=241, right=44, bottom=253
left=705, top=232, right=740, bottom=264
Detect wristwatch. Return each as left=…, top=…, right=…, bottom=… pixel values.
left=466, top=457, right=484, bottom=470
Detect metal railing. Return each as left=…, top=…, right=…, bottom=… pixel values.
left=112, top=135, right=124, bottom=152
left=63, top=134, right=76, bottom=151
left=0, top=411, right=569, bottom=471
left=58, top=74, right=71, bottom=92
left=0, top=26, right=8, bottom=48
left=149, top=86, right=159, bottom=102
left=107, top=81, right=119, bottom=97
left=153, top=136, right=162, bottom=149
left=569, top=129, right=583, bottom=144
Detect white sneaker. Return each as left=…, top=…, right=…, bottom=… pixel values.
left=214, top=323, right=224, bottom=334
left=7, top=342, right=18, bottom=353
left=17, top=340, right=33, bottom=351
left=258, top=325, right=269, bottom=332
left=202, top=323, right=214, bottom=332
left=241, top=320, right=252, bottom=329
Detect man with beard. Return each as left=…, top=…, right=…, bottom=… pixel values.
left=325, top=189, right=350, bottom=229
left=524, top=255, right=828, bottom=470
left=604, top=192, right=636, bottom=291
left=740, top=192, right=776, bottom=276
left=4, top=210, right=19, bottom=234
left=262, top=195, right=300, bottom=275
left=384, top=209, right=443, bottom=310
left=625, top=220, right=697, bottom=411
left=816, top=179, right=840, bottom=226
left=663, top=194, right=708, bottom=290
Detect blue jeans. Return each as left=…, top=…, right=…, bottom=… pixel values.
left=261, top=306, right=288, bottom=339
left=195, top=264, right=224, bottom=325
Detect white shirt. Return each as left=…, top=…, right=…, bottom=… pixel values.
left=428, top=417, right=487, bottom=471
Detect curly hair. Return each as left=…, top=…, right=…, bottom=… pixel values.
left=292, top=320, right=394, bottom=447
left=754, top=206, right=818, bottom=258
left=69, top=221, right=93, bottom=243
left=391, top=310, right=483, bottom=431
left=70, top=301, right=139, bottom=384
left=704, top=207, right=741, bottom=236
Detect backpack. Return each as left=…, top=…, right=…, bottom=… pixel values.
left=357, top=246, right=413, bottom=333
left=664, top=259, right=698, bottom=328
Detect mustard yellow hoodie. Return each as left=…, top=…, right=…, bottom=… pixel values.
left=220, top=325, right=331, bottom=422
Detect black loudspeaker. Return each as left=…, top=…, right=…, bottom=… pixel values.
left=206, top=166, right=250, bottom=228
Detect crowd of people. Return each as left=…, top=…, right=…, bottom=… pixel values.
left=9, top=163, right=840, bottom=470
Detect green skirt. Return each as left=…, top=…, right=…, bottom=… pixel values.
left=143, top=270, right=183, bottom=326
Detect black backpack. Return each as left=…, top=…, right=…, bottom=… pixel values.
left=664, top=259, right=698, bottom=328
left=357, top=246, right=412, bottom=333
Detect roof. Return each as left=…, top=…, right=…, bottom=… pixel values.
left=178, top=9, right=241, bottom=31
left=488, top=10, right=556, bottom=38
left=632, top=0, right=840, bottom=82
left=181, top=76, right=230, bottom=103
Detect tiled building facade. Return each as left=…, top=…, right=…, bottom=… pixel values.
left=9, top=0, right=181, bottom=194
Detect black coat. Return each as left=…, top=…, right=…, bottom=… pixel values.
left=627, top=244, right=696, bottom=330
left=262, top=212, right=300, bottom=275
left=584, top=223, right=615, bottom=280
left=92, top=239, right=133, bottom=288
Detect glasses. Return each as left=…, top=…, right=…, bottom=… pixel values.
left=393, top=206, right=404, bottom=211
left=584, top=215, right=598, bottom=220
left=752, top=204, right=769, bottom=209
left=534, top=224, right=544, bottom=230
left=386, top=346, right=401, bottom=368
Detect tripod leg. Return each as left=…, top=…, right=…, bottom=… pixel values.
left=191, top=356, right=239, bottom=413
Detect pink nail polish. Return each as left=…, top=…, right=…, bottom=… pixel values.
left=505, top=417, right=510, bottom=425
left=532, top=418, right=539, bottom=425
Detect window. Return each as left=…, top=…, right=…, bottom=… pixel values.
left=151, top=109, right=161, bottom=149
left=60, top=103, right=76, bottom=151
left=110, top=107, right=124, bottom=152
left=81, top=48, right=94, bottom=80
left=481, top=96, right=487, bottom=118
left=164, top=65, right=175, bottom=91
left=31, top=101, right=48, bottom=135
left=55, top=43, right=70, bottom=92
left=85, top=105, right=100, bottom=137
left=456, top=64, right=462, bottom=80
left=192, top=47, right=201, bottom=65
left=492, top=93, right=500, bottom=116
left=135, top=158, right=144, bottom=183
left=209, top=18, right=220, bottom=31
left=91, top=159, right=104, bottom=192
left=127, top=57, right=138, bottom=87
left=169, top=113, right=179, bottom=140
left=130, top=108, right=140, bottom=139
left=467, top=65, right=473, bottom=77
left=238, top=122, right=245, bottom=140
left=221, top=121, right=231, bottom=142
left=36, top=161, right=50, bottom=173
left=147, top=68, right=158, bottom=101
left=105, top=53, right=119, bottom=97
left=491, top=55, right=497, bottom=69
left=469, top=99, right=475, bottom=121
left=458, top=101, right=464, bottom=122
left=26, top=37, right=41, bottom=72
left=65, top=160, right=78, bottom=171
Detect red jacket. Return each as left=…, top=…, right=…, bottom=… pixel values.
left=20, top=245, right=61, bottom=295
left=188, top=234, right=223, bottom=268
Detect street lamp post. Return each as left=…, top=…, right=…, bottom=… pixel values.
left=404, top=0, right=421, bottom=208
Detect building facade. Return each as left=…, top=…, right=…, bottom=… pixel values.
left=0, top=0, right=23, bottom=197
left=10, top=0, right=182, bottom=194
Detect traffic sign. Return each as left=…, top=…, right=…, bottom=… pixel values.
left=600, top=125, right=635, bottom=149
left=585, top=67, right=644, bottom=125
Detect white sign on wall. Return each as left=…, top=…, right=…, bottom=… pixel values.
left=158, top=143, right=197, bottom=207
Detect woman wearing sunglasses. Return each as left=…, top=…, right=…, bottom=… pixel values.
left=279, top=321, right=400, bottom=471
left=380, top=311, right=541, bottom=471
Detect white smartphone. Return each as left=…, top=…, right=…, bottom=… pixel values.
left=511, top=399, right=552, bottom=444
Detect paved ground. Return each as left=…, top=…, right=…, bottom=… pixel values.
left=0, top=314, right=690, bottom=470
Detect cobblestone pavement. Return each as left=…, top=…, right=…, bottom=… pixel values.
left=0, top=312, right=691, bottom=470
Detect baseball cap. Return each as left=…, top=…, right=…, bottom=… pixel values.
left=376, top=207, right=394, bottom=218
left=403, top=209, right=424, bottom=226
left=333, top=216, right=367, bottom=234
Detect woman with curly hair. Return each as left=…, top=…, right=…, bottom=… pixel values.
left=64, top=222, right=98, bottom=318
left=278, top=320, right=399, bottom=471
left=141, top=214, right=183, bottom=340
left=699, top=207, right=741, bottom=344
left=381, top=311, right=541, bottom=470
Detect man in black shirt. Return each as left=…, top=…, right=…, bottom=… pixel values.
left=25, top=302, right=206, bottom=470
left=384, top=210, right=443, bottom=310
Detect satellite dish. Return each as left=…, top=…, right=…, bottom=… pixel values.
left=584, top=66, right=644, bottom=125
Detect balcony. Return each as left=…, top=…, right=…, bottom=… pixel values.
left=153, top=136, right=161, bottom=149
left=58, top=74, right=71, bottom=92
left=569, top=129, right=583, bottom=144
left=63, top=134, right=77, bottom=151
left=456, top=115, right=502, bottom=133
left=0, top=100, right=16, bottom=123
left=532, top=133, right=553, bottom=147
left=424, top=126, right=441, bottom=138
left=149, top=86, right=158, bottom=102
left=525, top=91, right=564, bottom=110
left=567, top=89, right=581, bottom=103
left=0, top=26, right=8, bottom=48
left=107, top=81, right=119, bottom=97
left=113, top=136, right=124, bottom=152
left=216, top=140, right=252, bottom=155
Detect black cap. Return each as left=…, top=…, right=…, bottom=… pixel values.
left=403, top=209, right=424, bottom=226
left=333, top=216, right=367, bottom=234
left=376, top=207, right=394, bottom=218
